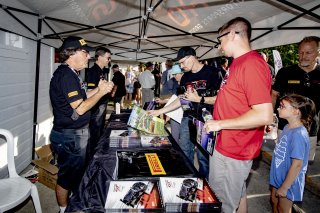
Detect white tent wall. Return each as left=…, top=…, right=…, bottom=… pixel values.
left=0, top=36, right=54, bottom=178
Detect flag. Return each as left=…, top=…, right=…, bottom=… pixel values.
left=272, top=50, right=283, bottom=75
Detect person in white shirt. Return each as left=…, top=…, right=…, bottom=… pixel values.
left=138, top=62, right=155, bottom=106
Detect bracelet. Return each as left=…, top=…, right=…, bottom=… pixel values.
left=200, top=96, right=205, bottom=104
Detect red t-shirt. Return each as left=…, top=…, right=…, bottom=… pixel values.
left=213, top=51, right=272, bottom=160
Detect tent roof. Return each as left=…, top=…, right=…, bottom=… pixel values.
left=0, top=0, right=319, bottom=62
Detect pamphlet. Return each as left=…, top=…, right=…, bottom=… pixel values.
left=109, top=129, right=171, bottom=148
left=164, top=94, right=183, bottom=123
left=127, top=105, right=167, bottom=136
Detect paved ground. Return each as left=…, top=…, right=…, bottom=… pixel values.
left=12, top=110, right=320, bottom=212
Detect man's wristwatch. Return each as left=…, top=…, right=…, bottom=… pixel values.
left=200, top=96, right=205, bottom=104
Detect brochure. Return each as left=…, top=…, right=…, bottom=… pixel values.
left=127, top=105, right=167, bottom=136
left=164, top=94, right=183, bottom=124
left=109, top=129, right=171, bottom=148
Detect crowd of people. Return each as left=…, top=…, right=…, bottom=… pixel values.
left=49, top=16, right=319, bottom=213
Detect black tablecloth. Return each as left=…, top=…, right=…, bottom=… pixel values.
left=66, top=111, right=198, bottom=213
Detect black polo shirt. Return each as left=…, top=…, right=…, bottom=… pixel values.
left=50, top=64, right=90, bottom=129
left=87, top=63, right=108, bottom=104
left=273, top=64, right=320, bottom=135
left=112, top=71, right=126, bottom=97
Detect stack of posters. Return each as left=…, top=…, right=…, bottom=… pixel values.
left=127, top=105, right=167, bottom=136
left=114, top=149, right=193, bottom=180
left=105, top=181, right=162, bottom=212
left=159, top=177, right=221, bottom=212
left=108, top=129, right=172, bottom=148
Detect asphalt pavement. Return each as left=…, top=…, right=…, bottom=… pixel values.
left=246, top=139, right=320, bottom=212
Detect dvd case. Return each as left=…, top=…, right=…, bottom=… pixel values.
left=159, top=177, right=221, bottom=212
left=105, top=181, right=162, bottom=211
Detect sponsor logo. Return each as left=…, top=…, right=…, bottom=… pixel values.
left=68, top=91, right=78, bottom=97
left=145, top=153, right=166, bottom=175
left=79, top=39, right=87, bottom=45
left=288, top=80, right=300, bottom=84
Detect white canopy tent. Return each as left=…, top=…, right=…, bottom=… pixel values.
left=0, top=0, right=319, bottom=177
left=0, top=0, right=319, bottom=61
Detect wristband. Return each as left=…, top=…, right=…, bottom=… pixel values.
left=200, top=96, right=205, bottom=104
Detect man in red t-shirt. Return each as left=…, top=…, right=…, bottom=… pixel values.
left=203, top=17, right=273, bottom=213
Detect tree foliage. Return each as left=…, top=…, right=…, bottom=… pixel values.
left=258, top=43, right=299, bottom=67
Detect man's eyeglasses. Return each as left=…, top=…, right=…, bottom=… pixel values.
left=179, top=56, right=191, bottom=64
left=78, top=49, right=89, bottom=55
left=216, top=31, right=240, bottom=44
left=304, top=73, right=310, bottom=87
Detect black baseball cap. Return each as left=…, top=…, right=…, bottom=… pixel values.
left=145, top=62, right=154, bottom=68
left=174, top=46, right=196, bottom=61
left=60, top=36, right=95, bottom=52
left=112, top=64, right=119, bottom=69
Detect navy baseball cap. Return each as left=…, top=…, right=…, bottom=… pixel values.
left=60, top=36, right=95, bottom=52
left=145, top=62, right=154, bottom=68
left=112, top=64, right=119, bottom=69
left=174, top=46, right=196, bottom=61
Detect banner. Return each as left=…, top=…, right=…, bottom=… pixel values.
left=272, top=50, right=283, bottom=75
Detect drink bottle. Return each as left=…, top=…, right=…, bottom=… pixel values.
left=202, top=108, right=213, bottom=122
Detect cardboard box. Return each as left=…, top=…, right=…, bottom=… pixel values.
left=32, top=144, right=58, bottom=190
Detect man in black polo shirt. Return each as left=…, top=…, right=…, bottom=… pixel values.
left=110, top=64, right=126, bottom=108
left=86, top=47, right=112, bottom=159
left=49, top=36, right=113, bottom=212
left=272, top=36, right=320, bottom=164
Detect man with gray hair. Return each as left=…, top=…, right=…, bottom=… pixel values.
left=139, top=62, right=155, bottom=106
left=49, top=37, right=113, bottom=212
left=272, top=36, right=320, bottom=164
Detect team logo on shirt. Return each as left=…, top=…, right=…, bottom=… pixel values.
left=288, top=80, right=300, bottom=84
left=68, top=91, right=78, bottom=97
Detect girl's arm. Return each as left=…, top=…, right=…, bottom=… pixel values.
left=276, top=159, right=303, bottom=197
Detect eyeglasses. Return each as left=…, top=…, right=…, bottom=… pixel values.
left=279, top=104, right=294, bottom=110
left=179, top=56, right=191, bottom=64
left=216, top=31, right=240, bottom=44
left=304, top=73, right=310, bottom=87
left=78, top=49, right=89, bottom=55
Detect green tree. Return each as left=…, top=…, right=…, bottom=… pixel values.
left=259, top=43, right=299, bottom=67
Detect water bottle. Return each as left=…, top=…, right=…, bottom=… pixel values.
left=263, top=113, right=279, bottom=141
left=202, top=108, right=213, bottom=122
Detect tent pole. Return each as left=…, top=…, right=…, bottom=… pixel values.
left=32, top=17, right=42, bottom=159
